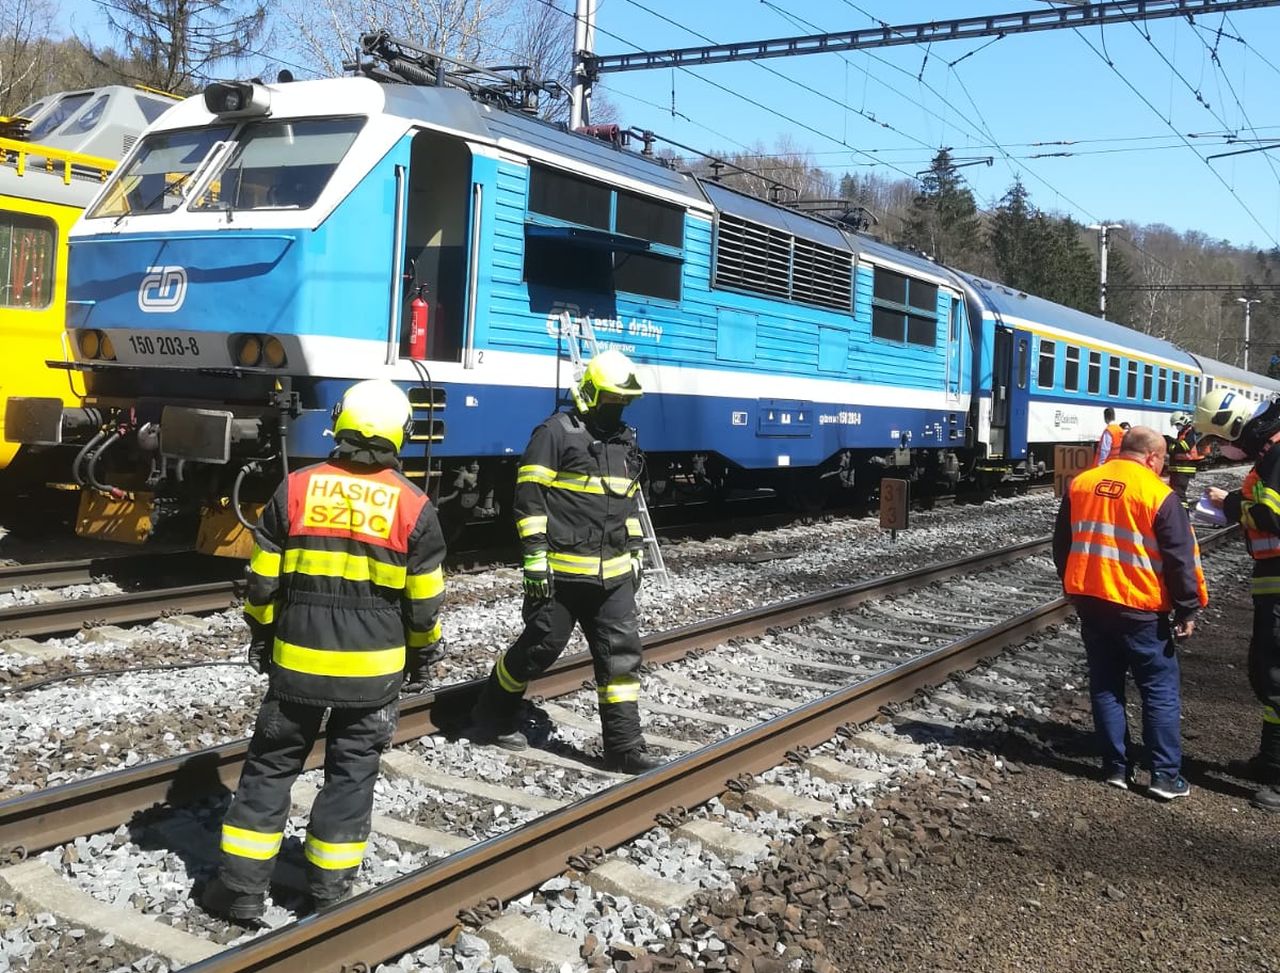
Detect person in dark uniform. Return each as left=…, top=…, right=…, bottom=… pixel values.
left=200, top=379, right=447, bottom=923
left=1199, top=389, right=1280, bottom=812
left=1166, top=410, right=1203, bottom=504
left=466, top=350, right=659, bottom=774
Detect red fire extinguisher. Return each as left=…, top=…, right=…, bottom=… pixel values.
left=408, top=284, right=430, bottom=360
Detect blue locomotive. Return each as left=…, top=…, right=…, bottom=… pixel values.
left=5, top=37, right=1278, bottom=553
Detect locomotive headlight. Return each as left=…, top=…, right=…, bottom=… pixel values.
left=263, top=336, right=287, bottom=368
left=99, top=334, right=116, bottom=361
left=78, top=329, right=101, bottom=359
left=234, top=334, right=263, bottom=367
left=203, top=82, right=271, bottom=118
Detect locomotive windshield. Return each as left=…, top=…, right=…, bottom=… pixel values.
left=190, top=116, right=364, bottom=212
left=89, top=126, right=235, bottom=218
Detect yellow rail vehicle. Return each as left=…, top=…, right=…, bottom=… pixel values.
left=0, top=86, right=175, bottom=483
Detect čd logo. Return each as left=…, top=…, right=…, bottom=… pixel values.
left=1094, top=479, right=1126, bottom=499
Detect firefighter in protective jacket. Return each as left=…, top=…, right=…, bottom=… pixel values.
left=1199, top=388, right=1280, bottom=812
left=201, top=380, right=447, bottom=924
left=1167, top=410, right=1203, bottom=504
left=467, top=350, right=660, bottom=774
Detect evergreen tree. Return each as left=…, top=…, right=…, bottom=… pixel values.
left=899, top=149, right=982, bottom=267
left=989, top=177, right=1037, bottom=288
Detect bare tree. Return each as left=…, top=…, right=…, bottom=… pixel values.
left=88, top=0, right=268, bottom=93
left=0, top=0, right=52, bottom=114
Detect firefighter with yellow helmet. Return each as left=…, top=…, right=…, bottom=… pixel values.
left=201, top=379, right=447, bottom=923
left=1198, top=387, right=1280, bottom=812
left=466, top=350, right=660, bottom=773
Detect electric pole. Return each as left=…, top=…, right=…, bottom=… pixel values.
left=1088, top=223, right=1122, bottom=319
left=570, top=0, right=598, bottom=130
left=1237, top=297, right=1261, bottom=371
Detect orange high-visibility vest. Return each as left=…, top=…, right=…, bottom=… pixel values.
left=1094, top=423, right=1125, bottom=466
left=1240, top=467, right=1280, bottom=561
left=1063, top=457, right=1208, bottom=611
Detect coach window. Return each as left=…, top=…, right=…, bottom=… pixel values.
left=1183, top=374, right=1192, bottom=403
left=1127, top=360, right=1138, bottom=399
left=1064, top=346, right=1080, bottom=391
left=1143, top=364, right=1154, bottom=400
left=1017, top=338, right=1029, bottom=390
left=1108, top=357, right=1121, bottom=397
left=1171, top=371, right=1181, bottom=404
left=525, top=165, right=685, bottom=302
left=0, top=212, right=55, bottom=308
left=1087, top=351, right=1102, bottom=395
left=1037, top=339, right=1056, bottom=388
left=1157, top=368, right=1168, bottom=402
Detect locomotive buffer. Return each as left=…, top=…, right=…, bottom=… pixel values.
left=559, top=311, right=668, bottom=586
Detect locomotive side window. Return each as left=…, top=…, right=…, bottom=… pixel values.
left=1126, top=360, right=1138, bottom=398
left=868, top=268, right=937, bottom=347
left=90, top=125, right=235, bottom=217
left=1037, top=339, right=1055, bottom=388
left=27, top=92, right=91, bottom=141
left=0, top=212, right=55, bottom=309
left=1064, top=345, right=1080, bottom=392
left=192, top=116, right=365, bottom=212
left=1108, top=357, right=1120, bottom=397
left=525, top=165, right=685, bottom=301
left=1087, top=351, right=1101, bottom=394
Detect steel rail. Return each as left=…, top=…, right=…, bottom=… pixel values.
left=0, top=551, right=213, bottom=595
left=0, top=535, right=1054, bottom=857
left=191, top=522, right=1240, bottom=973
left=0, top=579, right=242, bottom=639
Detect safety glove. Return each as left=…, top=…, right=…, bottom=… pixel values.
left=630, top=551, right=644, bottom=590
left=523, top=552, right=553, bottom=600
left=246, top=637, right=270, bottom=674
left=403, top=640, right=446, bottom=693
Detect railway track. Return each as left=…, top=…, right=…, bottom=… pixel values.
left=0, top=525, right=1239, bottom=973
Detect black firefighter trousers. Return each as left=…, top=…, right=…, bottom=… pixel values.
left=1250, top=595, right=1280, bottom=774
left=479, top=578, right=644, bottom=755
left=216, top=694, right=398, bottom=899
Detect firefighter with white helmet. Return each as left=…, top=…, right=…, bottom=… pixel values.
left=466, top=349, right=660, bottom=773
left=201, top=379, right=447, bottom=922
left=1167, top=409, right=1203, bottom=504
left=1198, top=387, right=1280, bottom=811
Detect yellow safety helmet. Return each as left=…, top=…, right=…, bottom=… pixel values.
left=572, top=349, right=643, bottom=414
left=1193, top=387, right=1255, bottom=443
left=331, top=379, right=413, bottom=451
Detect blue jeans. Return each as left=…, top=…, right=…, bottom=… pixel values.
left=1077, top=602, right=1182, bottom=778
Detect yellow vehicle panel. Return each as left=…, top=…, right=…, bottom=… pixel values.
left=0, top=192, right=83, bottom=470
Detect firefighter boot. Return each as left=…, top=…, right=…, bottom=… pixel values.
left=1250, top=719, right=1280, bottom=812
left=200, top=875, right=266, bottom=926
left=464, top=671, right=528, bottom=751
left=604, top=746, right=663, bottom=774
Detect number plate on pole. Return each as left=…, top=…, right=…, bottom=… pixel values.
left=880, top=478, right=909, bottom=531
left=1054, top=445, right=1093, bottom=498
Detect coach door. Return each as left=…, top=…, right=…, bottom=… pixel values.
left=991, top=325, right=1030, bottom=460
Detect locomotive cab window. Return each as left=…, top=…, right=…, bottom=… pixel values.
left=525, top=165, right=685, bottom=302
left=191, top=116, right=365, bottom=212
left=1037, top=339, right=1056, bottom=388
left=90, top=125, right=235, bottom=217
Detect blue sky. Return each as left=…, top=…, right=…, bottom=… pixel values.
left=55, top=0, right=1280, bottom=250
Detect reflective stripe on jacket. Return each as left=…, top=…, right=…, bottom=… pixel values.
left=1221, top=433, right=1280, bottom=595
left=1169, top=425, right=1203, bottom=475
left=1095, top=423, right=1124, bottom=466
left=514, top=411, right=642, bottom=586
left=243, top=459, right=447, bottom=708
left=1055, top=457, right=1208, bottom=614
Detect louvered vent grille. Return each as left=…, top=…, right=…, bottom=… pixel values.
left=122, top=134, right=136, bottom=154
left=792, top=236, right=853, bottom=311
left=713, top=213, right=852, bottom=311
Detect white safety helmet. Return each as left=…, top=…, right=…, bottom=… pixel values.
left=1193, top=388, right=1256, bottom=443
left=1170, top=410, right=1192, bottom=428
